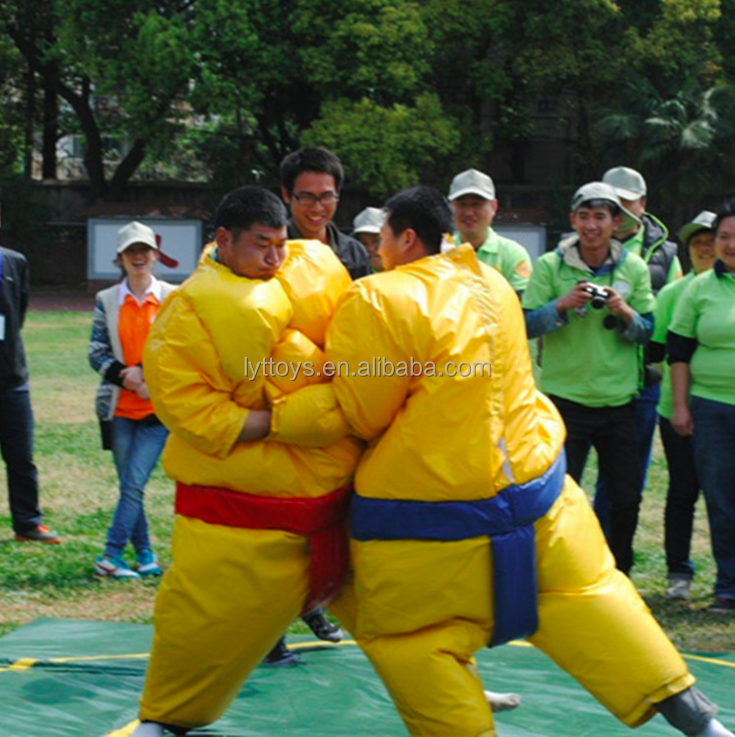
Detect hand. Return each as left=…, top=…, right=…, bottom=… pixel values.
left=121, top=365, right=144, bottom=391
left=604, top=287, right=633, bottom=321
left=556, top=282, right=592, bottom=313
left=671, top=405, right=694, bottom=436
left=136, top=382, right=151, bottom=401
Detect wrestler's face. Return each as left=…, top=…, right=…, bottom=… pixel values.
left=378, top=220, right=409, bottom=270
left=216, top=223, right=287, bottom=279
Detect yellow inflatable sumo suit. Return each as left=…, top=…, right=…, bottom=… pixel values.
left=138, top=242, right=362, bottom=730
left=271, top=244, right=694, bottom=737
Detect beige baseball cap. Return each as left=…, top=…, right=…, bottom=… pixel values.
left=678, top=211, right=716, bottom=245
left=352, top=207, right=384, bottom=235
left=115, top=221, right=178, bottom=268
left=448, top=169, right=495, bottom=201
left=570, top=182, right=641, bottom=232
left=602, top=166, right=647, bottom=201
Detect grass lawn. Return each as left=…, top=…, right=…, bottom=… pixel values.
left=0, top=311, right=732, bottom=651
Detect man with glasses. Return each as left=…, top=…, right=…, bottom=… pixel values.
left=280, top=147, right=371, bottom=280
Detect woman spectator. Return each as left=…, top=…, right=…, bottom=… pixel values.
left=89, top=222, right=176, bottom=579
left=650, top=212, right=716, bottom=601
left=668, top=200, right=735, bottom=613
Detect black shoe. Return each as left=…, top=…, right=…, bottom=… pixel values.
left=707, top=598, right=735, bottom=614
left=262, top=637, right=303, bottom=666
left=302, top=609, right=344, bottom=642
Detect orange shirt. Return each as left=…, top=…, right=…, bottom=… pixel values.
left=115, top=291, right=160, bottom=420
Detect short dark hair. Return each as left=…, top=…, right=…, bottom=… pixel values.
left=214, top=186, right=287, bottom=234
left=279, top=147, right=344, bottom=195
left=713, top=197, right=735, bottom=234
left=383, top=186, right=453, bottom=254
left=575, top=199, right=620, bottom=217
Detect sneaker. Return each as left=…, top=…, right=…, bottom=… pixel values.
left=706, top=598, right=735, bottom=614
left=94, top=555, right=140, bottom=579
left=136, top=549, right=163, bottom=577
left=484, top=690, right=522, bottom=713
left=262, top=637, right=303, bottom=666
left=14, top=524, right=61, bottom=544
left=667, top=577, right=692, bottom=601
left=302, top=609, right=344, bottom=642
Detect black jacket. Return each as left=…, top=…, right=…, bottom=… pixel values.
left=637, top=213, right=679, bottom=295
left=288, top=221, right=372, bottom=280
left=0, top=247, right=30, bottom=390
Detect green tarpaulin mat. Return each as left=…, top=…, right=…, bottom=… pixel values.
left=0, top=618, right=732, bottom=736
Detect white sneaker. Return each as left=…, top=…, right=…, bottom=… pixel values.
left=667, top=577, right=692, bottom=601
left=94, top=555, right=140, bottom=579
left=698, top=718, right=735, bottom=736
left=131, top=721, right=165, bottom=737
left=484, top=690, right=522, bottom=713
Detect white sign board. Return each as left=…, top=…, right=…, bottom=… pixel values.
left=494, top=225, right=547, bottom=262
left=87, top=218, right=204, bottom=282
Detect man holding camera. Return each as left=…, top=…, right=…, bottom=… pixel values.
left=522, top=182, right=655, bottom=574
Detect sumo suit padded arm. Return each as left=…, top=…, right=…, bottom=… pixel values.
left=144, top=293, right=250, bottom=459
left=269, top=283, right=411, bottom=446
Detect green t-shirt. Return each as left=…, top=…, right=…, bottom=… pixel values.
left=669, top=268, right=735, bottom=407
left=652, top=272, right=695, bottom=419
left=455, top=228, right=532, bottom=292
left=522, top=243, right=656, bottom=407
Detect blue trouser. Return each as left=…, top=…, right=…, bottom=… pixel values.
left=351, top=454, right=566, bottom=646
left=0, top=387, right=43, bottom=534
left=593, top=382, right=659, bottom=536
left=691, top=396, right=735, bottom=600
left=105, top=416, right=168, bottom=558
left=660, top=416, right=699, bottom=579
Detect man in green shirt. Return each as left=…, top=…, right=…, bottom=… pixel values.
left=448, top=168, right=532, bottom=294
left=593, top=167, right=682, bottom=532
left=522, top=182, right=655, bottom=575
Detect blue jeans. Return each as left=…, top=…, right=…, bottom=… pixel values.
left=105, top=416, right=168, bottom=558
left=691, top=396, right=735, bottom=600
left=0, top=387, right=43, bottom=533
left=593, top=382, right=659, bottom=535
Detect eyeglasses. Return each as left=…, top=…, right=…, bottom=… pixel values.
left=291, top=191, right=339, bottom=207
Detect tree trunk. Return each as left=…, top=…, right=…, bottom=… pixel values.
left=41, top=60, right=58, bottom=179
left=23, top=60, right=36, bottom=178
left=107, top=138, right=147, bottom=201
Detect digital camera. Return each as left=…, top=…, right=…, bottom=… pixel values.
left=582, top=283, right=610, bottom=309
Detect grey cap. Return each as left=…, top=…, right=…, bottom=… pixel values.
left=116, top=221, right=158, bottom=254
left=352, top=207, right=384, bottom=235
left=678, top=211, right=716, bottom=245
left=448, top=169, right=495, bottom=201
left=602, top=166, right=647, bottom=200
left=570, top=181, right=641, bottom=231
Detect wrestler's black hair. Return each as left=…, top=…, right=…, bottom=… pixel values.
left=214, top=186, right=288, bottom=235
left=279, top=147, right=344, bottom=194
left=383, top=186, right=453, bottom=254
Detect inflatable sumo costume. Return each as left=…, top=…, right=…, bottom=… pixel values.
left=270, top=245, right=695, bottom=737
left=138, top=241, right=361, bottom=730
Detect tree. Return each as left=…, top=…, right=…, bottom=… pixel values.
left=5, top=0, right=197, bottom=200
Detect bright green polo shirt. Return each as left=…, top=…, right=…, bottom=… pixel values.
left=669, top=267, right=735, bottom=407
left=455, top=228, right=532, bottom=292
left=522, top=243, right=656, bottom=407
left=652, top=272, right=696, bottom=419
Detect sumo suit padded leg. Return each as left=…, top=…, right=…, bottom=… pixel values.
left=139, top=516, right=310, bottom=729
left=333, top=477, right=693, bottom=737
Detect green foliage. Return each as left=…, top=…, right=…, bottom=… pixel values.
left=302, top=95, right=461, bottom=197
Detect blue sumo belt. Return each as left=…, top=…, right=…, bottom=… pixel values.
left=350, top=453, right=566, bottom=647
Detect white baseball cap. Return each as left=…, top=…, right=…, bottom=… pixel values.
left=678, top=211, right=716, bottom=245
left=116, top=221, right=158, bottom=254
left=570, top=181, right=641, bottom=232
left=448, top=169, right=495, bottom=201
left=115, top=220, right=179, bottom=268
left=602, top=167, right=647, bottom=200
left=352, top=207, right=384, bottom=235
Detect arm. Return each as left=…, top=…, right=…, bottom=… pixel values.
left=143, top=294, right=254, bottom=459
left=19, top=255, right=30, bottom=327
left=523, top=281, right=592, bottom=339
left=88, top=299, right=127, bottom=386
left=670, top=361, right=693, bottom=436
